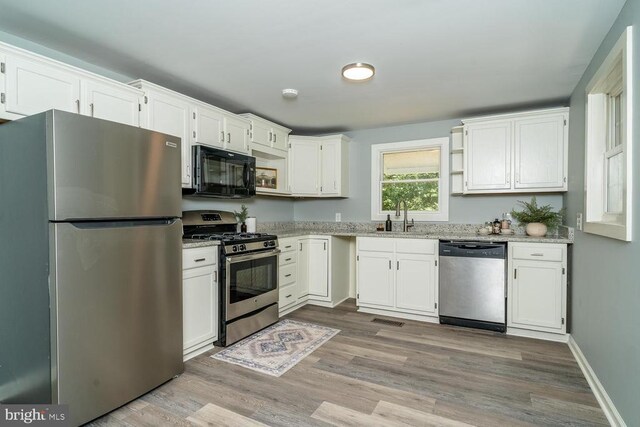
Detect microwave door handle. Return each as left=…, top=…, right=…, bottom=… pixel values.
left=243, top=163, right=250, bottom=187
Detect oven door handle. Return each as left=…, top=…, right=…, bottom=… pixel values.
left=226, top=249, right=281, bottom=264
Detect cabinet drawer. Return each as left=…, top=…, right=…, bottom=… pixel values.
left=511, top=245, right=564, bottom=262
left=279, top=263, right=297, bottom=286
left=357, top=237, right=393, bottom=252
left=279, top=282, right=297, bottom=307
left=183, top=247, right=217, bottom=269
left=279, top=238, right=298, bottom=253
left=396, top=239, right=436, bottom=255
left=280, top=252, right=296, bottom=266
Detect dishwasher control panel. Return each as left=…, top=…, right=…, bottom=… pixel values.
left=439, top=241, right=506, bottom=259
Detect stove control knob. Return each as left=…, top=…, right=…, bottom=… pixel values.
left=263, top=241, right=269, bottom=247
left=240, top=244, right=246, bottom=251
left=269, top=241, right=276, bottom=247
left=232, top=245, right=238, bottom=252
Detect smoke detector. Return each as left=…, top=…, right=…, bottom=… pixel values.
left=282, top=88, right=299, bottom=99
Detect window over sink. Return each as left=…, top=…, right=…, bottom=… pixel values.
left=371, top=137, right=449, bottom=221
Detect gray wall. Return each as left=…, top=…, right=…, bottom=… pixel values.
left=182, top=197, right=294, bottom=222
left=294, top=120, right=563, bottom=223
left=0, top=30, right=133, bottom=83
left=564, top=0, right=640, bottom=424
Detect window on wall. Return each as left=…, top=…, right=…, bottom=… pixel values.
left=371, top=137, right=449, bottom=221
left=584, top=26, right=633, bottom=241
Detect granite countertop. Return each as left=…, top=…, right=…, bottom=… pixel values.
left=182, top=239, right=221, bottom=249
left=262, top=229, right=573, bottom=244
left=182, top=222, right=574, bottom=248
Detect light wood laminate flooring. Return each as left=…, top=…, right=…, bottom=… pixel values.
left=90, top=300, right=607, bottom=426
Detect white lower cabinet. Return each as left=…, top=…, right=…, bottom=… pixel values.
left=356, top=237, right=439, bottom=322
left=281, top=236, right=349, bottom=314
left=182, top=246, right=218, bottom=360
left=507, top=242, right=567, bottom=341
left=278, top=237, right=302, bottom=315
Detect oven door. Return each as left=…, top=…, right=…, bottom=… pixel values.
left=225, top=249, right=279, bottom=321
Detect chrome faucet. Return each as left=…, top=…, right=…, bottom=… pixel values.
left=395, top=200, right=415, bottom=232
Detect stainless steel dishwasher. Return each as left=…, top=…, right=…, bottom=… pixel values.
left=439, top=241, right=507, bottom=332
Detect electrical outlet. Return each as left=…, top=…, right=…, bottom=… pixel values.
left=335, top=213, right=342, bottom=222
left=576, top=213, right=583, bottom=230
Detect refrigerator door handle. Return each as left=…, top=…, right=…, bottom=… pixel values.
left=68, top=218, right=178, bottom=229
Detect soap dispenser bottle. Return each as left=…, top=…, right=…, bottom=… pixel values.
left=385, top=214, right=392, bottom=231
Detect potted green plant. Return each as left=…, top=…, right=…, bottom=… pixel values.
left=234, top=204, right=249, bottom=232
left=511, top=196, right=565, bottom=237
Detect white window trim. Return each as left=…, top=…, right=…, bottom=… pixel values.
left=584, top=26, right=633, bottom=241
left=370, top=137, right=449, bottom=222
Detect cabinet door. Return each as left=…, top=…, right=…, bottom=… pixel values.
left=464, top=121, right=512, bottom=191
left=223, top=114, right=250, bottom=154
left=143, top=92, right=192, bottom=187
left=183, top=266, right=218, bottom=352
left=306, top=239, right=329, bottom=297
left=514, top=114, right=566, bottom=190
left=509, top=259, right=564, bottom=333
left=395, top=253, right=437, bottom=315
left=320, top=141, right=340, bottom=195
left=193, top=106, right=224, bottom=148
left=5, top=54, right=81, bottom=116
left=249, top=120, right=272, bottom=148
left=272, top=127, right=288, bottom=151
left=82, top=79, right=141, bottom=126
left=296, top=239, right=310, bottom=297
left=357, top=251, right=395, bottom=308
left=290, top=140, right=320, bottom=195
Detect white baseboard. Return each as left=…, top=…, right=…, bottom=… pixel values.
left=357, top=306, right=439, bottom=323
left=568, top=336, right=626, bottom=427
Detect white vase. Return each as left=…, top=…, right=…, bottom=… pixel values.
left=525, top=222, right=547, bottom=237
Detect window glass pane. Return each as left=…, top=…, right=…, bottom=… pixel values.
left=607, top=153, right=623, bottom=213
left=383, top=149, right=440, bottom=180
left=614, top=94, right=622, bottom=147
left=381, top=181, right=439, bottom=211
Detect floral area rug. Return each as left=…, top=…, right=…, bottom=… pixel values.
left=212, top=319, right=340, bottom=377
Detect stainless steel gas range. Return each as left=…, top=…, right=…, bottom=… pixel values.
left=183, top=210, right=280, bottom=346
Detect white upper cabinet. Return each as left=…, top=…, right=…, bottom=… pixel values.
left=289, top=134, right=350, bottom=197
left=223, top=113, right=250, bottom=154
left=271, top=126, right=289, bottom=151
left=4, top=53, right=81, bottom=116
left=0, top=42, right=142, bottom=127
left=132, top=80, right=192, bottom=187
left=81, top=79, right=142, bottom=127
left=462, top=108, right=569, bottom=194
left=290, top=138, right=320, bottom=195
left=513, top=113, right=566, bottom=190
left=192, top=103, right=224, bottom=149
left=240, top=113, right=291, bottom=153
left=464, top=121, right=512, bottom=191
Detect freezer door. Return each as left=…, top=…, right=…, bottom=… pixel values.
left=48, top=110, right=181, bottom=221
left=49, top=220, right=183, bottom=426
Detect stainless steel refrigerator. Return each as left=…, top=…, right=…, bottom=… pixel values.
left=0, top=110, right=184, bottom=425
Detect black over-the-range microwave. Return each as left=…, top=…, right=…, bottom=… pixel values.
left=186, top=145, right=256, bottom=198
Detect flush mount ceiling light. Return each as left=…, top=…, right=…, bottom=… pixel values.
left=341, top=62, right=375, bottom=81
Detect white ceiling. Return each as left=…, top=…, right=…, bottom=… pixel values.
left=0, top=0, right=626, bottom=133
